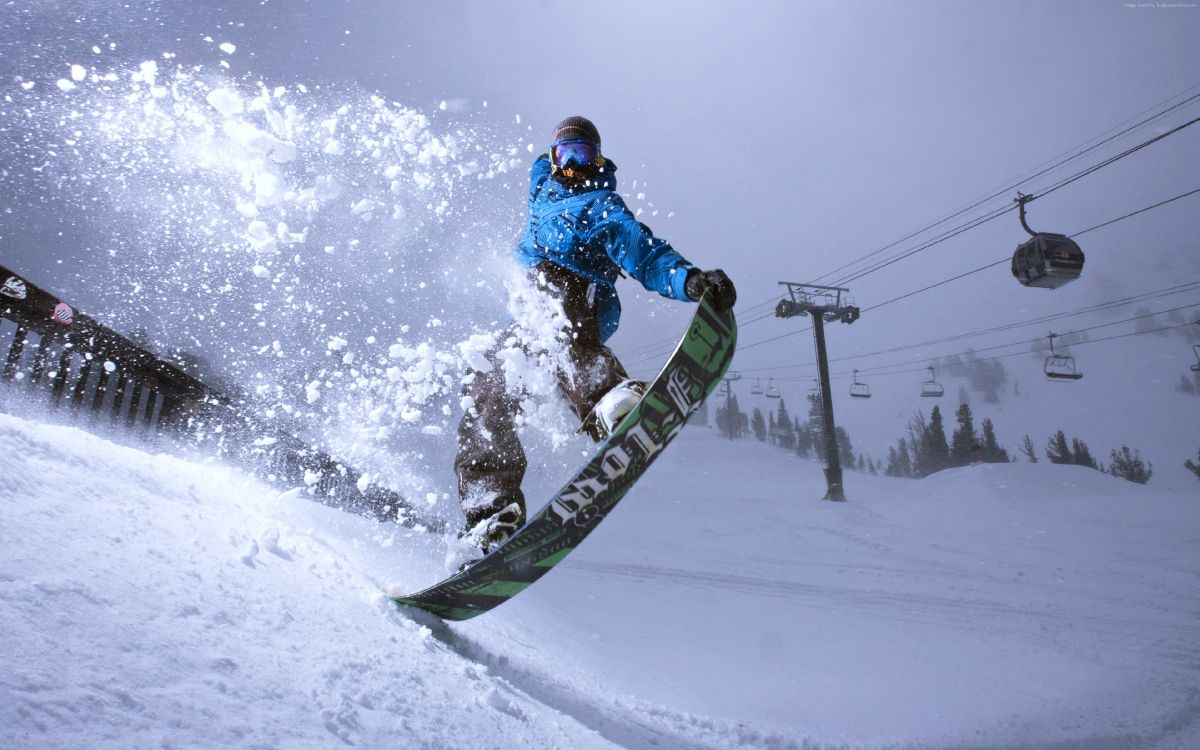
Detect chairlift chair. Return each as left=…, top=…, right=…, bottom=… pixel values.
left=849, top=369, right=871, bottom=399
left=1010, top=194, right=1085, bottom=289
left=1044, top=333, right=1083, bottom=381
left=920, top=366, right=944, bottom=398
left=751, top=378, right=765, bottom=396
left=765, top=378, right=781, bottom=399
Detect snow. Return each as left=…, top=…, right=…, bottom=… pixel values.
left=2, top=411, right=1198, bottom=749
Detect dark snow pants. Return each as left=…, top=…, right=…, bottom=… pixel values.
left=453, top=261, right=628, bottom=528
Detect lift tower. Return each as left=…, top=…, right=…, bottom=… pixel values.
left=775, top=282, right=860, bottom=501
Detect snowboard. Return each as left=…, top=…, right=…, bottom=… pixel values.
left=390, top=291, right=736, bottom=621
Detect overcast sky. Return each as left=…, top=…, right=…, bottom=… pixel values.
left=3, top=0, right=1199, bottom=406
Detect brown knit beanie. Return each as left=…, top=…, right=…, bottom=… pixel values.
left=551, top=116, right=601, bottom=145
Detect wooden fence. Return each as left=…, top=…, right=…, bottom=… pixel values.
left=0, top=264, right=433, bottom=529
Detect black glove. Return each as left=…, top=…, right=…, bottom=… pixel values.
left=685, top=268, right=737, bottom=312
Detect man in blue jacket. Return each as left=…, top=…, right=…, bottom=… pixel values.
left=453, top=116, right=735, bottom=557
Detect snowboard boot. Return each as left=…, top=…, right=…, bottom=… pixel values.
left=445, top=499, right=526, bottom=572
left=580, top=379, right=648, bottom=441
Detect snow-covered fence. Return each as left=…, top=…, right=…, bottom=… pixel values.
left=0, top=265, right=427, bottom=527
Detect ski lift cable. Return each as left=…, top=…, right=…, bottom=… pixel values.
left=626, top=94, right=1200, bottom=362
left=734, top=184, right=1200, bottom=359
left=715, top=316, right=1195, bottom=386
left=632, top=318, right=1196, bottom=382
left=630, top=123, right=1200, bottom=367
left=813, top=319, right=1199, bottom=383
left=1070, top=186, right=1200, bottom=239
left=764, top=317, right=1198, bottom=385
left=859, top=185, right=1200, bottom=314
left=834, top=301, right=1199, bottom=379
left=835, top=301, right=1200, bottom=379
left=813, top=86, right=1200, bottom=286
left=830, top=116, right=1200, bottom=288
left=741, top=295, right=1200, bottom=380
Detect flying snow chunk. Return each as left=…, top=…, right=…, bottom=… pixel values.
left=219, top=42, right=237, bottom=55
left=327, top=336, right=348, bottom=352
left=103, top=361, right=117, bottom=373
left=305, top=381, right=322, bottom=404
left=421, top=425, right=443, bottom=436
left=205, top=87, right=244, bottom=117
left=56, top=79, right=76, bottom=92
left=70, top=64, right=87, bottom=82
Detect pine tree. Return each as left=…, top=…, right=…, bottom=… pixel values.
left=908, top=411, right=930, bottom=476
left=751, top=407, right=767, bottom=442
left=896, top=437, right=913, bottom=477
left=715, top=394, right=744, bottom=439
left=886, top=438, right=914, bottom=478
left=795, top=419, right=812, bottom=457
left=767, top=412, right=777, bottom=445
left=866, top=455, right=878, bottom=475
left=950, top=403, right=979, bottom=467
left=1045, top=430, right=1073, bottom=464
left=1185, top=449, right=1200, bottom=480
left=776, top=399, right=795, bottom=449
left=835, top=426, right=856, bottom=467
left=886, top=446, right=900, bottom=476
left=1019, top=434, right=1038, bottom=463
left=925, top=406, right=950, bottom=475
left=980, top=419, right=1009, bottom=463
left=1071, top=438, right=1098, bottom=470
left=1108, top=445, right=1153, bottom=484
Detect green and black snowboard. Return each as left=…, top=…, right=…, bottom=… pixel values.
left=391, top=292, right=736, bottom=621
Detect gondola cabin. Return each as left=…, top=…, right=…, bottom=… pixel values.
left=1011, top=232, right=1084, bottom=289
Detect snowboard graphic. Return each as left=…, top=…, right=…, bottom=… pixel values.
left=391, top=292, right=736, bottom=620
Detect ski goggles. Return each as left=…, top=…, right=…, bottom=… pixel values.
left=551, top=139, right=601, bottom=168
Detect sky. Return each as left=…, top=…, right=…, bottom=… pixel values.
left=2, top=0, right=1199, bottom=467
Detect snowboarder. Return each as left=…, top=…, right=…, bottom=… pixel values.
left=454, top=115, right=736, bottom=557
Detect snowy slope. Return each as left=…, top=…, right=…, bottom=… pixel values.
left=3, top=411, right=1199, bottom=750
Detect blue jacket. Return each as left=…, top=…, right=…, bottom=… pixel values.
left=512, top=154, right=695, bottom=342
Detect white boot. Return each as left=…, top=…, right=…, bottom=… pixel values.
left=593, top=379, right=647, bottom=439
left=444, top=502, right=525, bottom=572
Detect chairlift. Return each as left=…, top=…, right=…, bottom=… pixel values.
left=1010, top=193, right=1085, bottom=289
left=750, top=378, right=765, bottom=396
left=1192, top=344, right=1200, bottom=373
left=765, top=378, right=781, bottom=399
left=1044, top=332, right=1083, bottom=381
left=920, top=367, right=944, bottom=398
left=849, top=369, right=871, bottom=399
